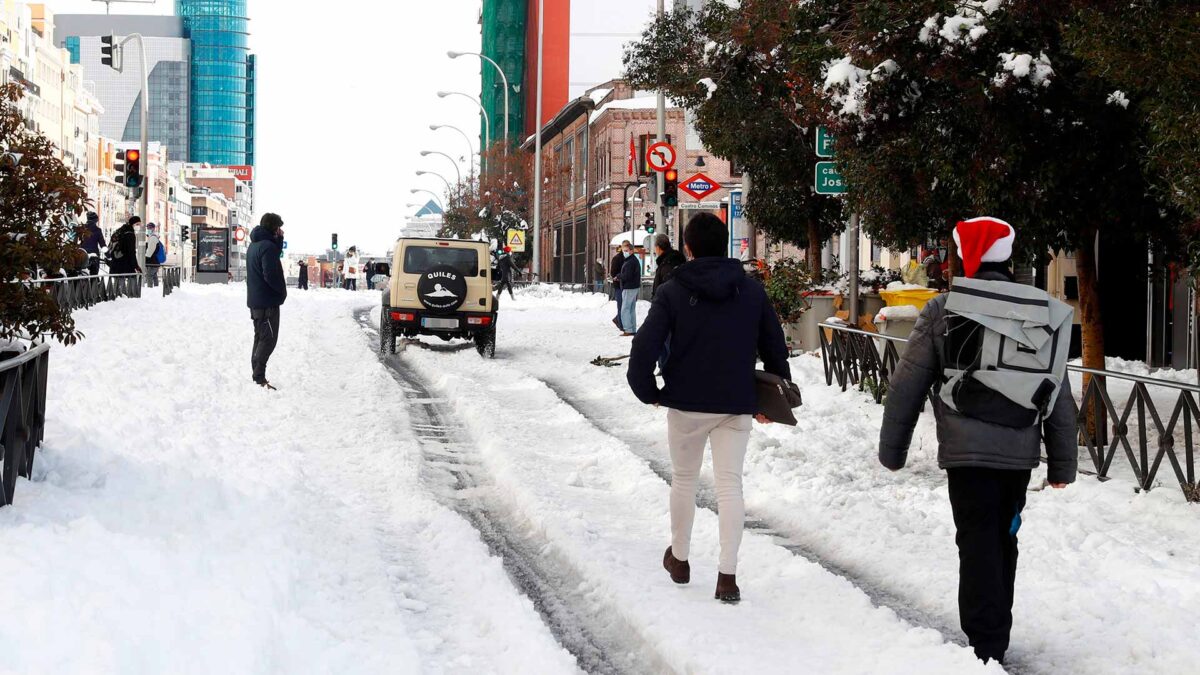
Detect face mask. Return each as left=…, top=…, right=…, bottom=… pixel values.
left=624, top=250, right=632, bottom=258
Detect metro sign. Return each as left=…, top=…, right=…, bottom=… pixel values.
left=679, top=172, right=721, bottom=200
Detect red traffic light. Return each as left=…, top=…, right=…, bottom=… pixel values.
left=664, top=169, right=678, bottom=181
left=126, top=150, right=140, bottom=162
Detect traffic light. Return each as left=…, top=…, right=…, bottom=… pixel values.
left=180, top=225, right=190, bottom=242
left=101, top=34, right=118, bottom=70
left=644, top=212, right=656, bottom=235
left=663, top=169, right=679, bottom=207
left=124, top=149, right=142, bottom=188
left=331, top=233, right=338, bottom=250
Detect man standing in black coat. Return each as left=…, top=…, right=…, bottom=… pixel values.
left=298, top=261, right=309, bottom=290
left=246, top=213, right=287, bottom=389
left=107, top=216, right=142, bottom=275
left=651, top=234, right=686, bottom=298
left=609, top=248, right=626, bottom=331
left=80, top=212, right=106, bottom=276
left=627, top=212, right=791, bottom=604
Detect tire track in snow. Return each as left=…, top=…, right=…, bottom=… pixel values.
left=523, top=373, right=1046, bottom=673
left=354, top=309, right=670, bottom=675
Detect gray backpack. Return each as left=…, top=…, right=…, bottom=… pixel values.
left=940, top=277, right=1074, bottom=428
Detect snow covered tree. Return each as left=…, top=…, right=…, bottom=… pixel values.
left=813, top=0, right=1182, bottom=381
left=440, top=145, right=535, bottom=267
left=623, top=1, right=844, bottom=270
left=0, top=83, right=89, bottom=345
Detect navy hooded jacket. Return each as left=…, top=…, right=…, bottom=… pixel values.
left=627, top=257, right=791, bottom=414
left=246, top=225, right=287, bottom=309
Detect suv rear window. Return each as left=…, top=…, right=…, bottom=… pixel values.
left=403, top=246, right=480, bottom=277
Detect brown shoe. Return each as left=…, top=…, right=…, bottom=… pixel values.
left=715, top=573, right=740, bottom=603
left=663, top=546, right=690, bottom=584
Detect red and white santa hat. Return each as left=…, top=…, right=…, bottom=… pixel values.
left=953, top=217, right=1015, bottom=278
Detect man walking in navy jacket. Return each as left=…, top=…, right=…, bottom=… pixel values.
left=627, top=212, right=791, bottom=603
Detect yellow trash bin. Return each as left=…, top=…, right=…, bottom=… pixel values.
left=878, top=288, right=940, bottom=311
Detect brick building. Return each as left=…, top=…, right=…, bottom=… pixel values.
left=525, top=80, right=742, bottom=284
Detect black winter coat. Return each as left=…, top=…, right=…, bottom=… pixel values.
left=81, top=223, right=106, bottom=256
left=618, top=254, right=641, bottom=291
left=298, top=264, right=308, bottom=283
left=610, top=252, right=625, bottom=288
left=246, top=225, right=287, bottom=309
left=628, top=257, right=791, bottom=414
left=108, top=224, right=140, bottom=274
left=878, top=269, right=1078, bottom=484
left=652, top=249, right=686, bottom=297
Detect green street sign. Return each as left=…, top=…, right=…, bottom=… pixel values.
left=816, top=126, right=836, bottom=158
left=815, top=161, right=846, bottom=195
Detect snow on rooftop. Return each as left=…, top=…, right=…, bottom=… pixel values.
left=589, top=95, right=665, bottom=123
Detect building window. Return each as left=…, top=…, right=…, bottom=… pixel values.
left=564, top=137, right=575, bottom=202
left=575, top=129, right=586, bottom=198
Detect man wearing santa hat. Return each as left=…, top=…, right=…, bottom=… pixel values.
left=878, top=217, right=1078, bottom=665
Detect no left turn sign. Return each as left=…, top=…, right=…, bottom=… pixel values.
left=646, top=142, right=676, bottom=172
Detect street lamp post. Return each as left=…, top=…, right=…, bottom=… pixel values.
left=409, top=188, right=444, bottom=212
left=430, top=124, right=476, bottom=181
left=419, top=150, right=462, bottom=186
left=447, top=51, right=509, bottom=154
left=415, top=170, right=453, bottom=201
left=437, top=91, right=490, bottom=153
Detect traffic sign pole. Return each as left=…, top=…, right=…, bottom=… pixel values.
left=815, top=126, right=859, bottom=324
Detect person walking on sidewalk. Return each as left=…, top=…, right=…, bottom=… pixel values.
left=626, top=212, right=791, bottom=603
left=107, top=216, right=142, bottom=276
left=246, top=213, right=288, bottom=390
left=651, top=234, right=686, bottom=299
left=143, top=223, right=164, bottom=287
left=617, top=241, right=641, bottom=336
left=878, top=217, right=1077, bottom=665
left=80, top=212, right=106, bottom=276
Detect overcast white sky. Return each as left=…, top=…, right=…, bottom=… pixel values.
left=46, top=0, right=484, bottom=255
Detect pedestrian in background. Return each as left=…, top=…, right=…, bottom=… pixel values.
left=143, top=223, right=163, bottom=287
left=627, top=212, right=791, bottom=604
left=651, top=234, right=686, bottom=298
left=364, top=260, right=376, bottom=290
left=298, top=261, right=309, bottom=290
left=879, top=217, right=1076, bottom=665
left=610, top=247, right=626, bottom=332
left=246, top=213, right=287, bottom=390
left=496, top=247, right=517, bottom=299
left=80, top=212, right=106, bottom=276
left=107, top=216, right=142, bottom=276
left=617, top=240, right=641, bottom=336
left=343, top=247, right=360, bottom=291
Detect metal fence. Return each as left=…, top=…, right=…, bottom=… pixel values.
left=818, top=321, right=1200, bottom=502
left=0, top=342, right=50, bottom=506
left=161, top=266, right=181, bottom=296
left=21, top=273, right=144, bottom=313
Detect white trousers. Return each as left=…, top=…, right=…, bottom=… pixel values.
left=667, top=409, right=752, bottom=575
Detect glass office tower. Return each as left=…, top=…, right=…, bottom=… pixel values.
left=176, top=0, right=250, bottom=165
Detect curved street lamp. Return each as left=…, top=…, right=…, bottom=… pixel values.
left=412, top=169, right=451, bottom=195
left=430, top=124, right=476, bottom=179
left=447, top=51, right=510, bottom=152
left=419, top=150, right=462, bottom=186
left=409, top=188, right=444, bottom=211
left=437, top=91, right=491, bottom=154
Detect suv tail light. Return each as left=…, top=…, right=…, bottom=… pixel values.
left=466, top=316, right=493, bottom=326
left=390, top=311, right=415, bottom=322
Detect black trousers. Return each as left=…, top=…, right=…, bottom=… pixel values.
left=250, top=307, right=280, bottom=383
left=497, top=278, right=514, bottom=299
left=946, top=467, right=1031, bottom=664
left=299, top=279, right=308, bottom=290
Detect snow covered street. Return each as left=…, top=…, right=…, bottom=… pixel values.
left=1, top=284, right=1197, bottom=674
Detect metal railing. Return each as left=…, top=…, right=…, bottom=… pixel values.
left=819, top=321, right=1200, bottom=502
left=0, top=341, right=50, bottom=506
left=21, top=273, right=144, bottom=313
left=161, top=266, right=181, bottom=296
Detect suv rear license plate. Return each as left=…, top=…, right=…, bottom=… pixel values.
left=422, top=317, right=459, bottom=330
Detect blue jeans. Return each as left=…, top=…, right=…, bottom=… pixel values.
left=614, top=284, right=623, bottom=322
left=621, top=288, right=639, bottom=333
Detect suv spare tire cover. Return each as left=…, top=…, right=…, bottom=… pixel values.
left=417, top=264, right=468, bottom=312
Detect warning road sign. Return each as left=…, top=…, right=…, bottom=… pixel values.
left=646, top=142, right=676, bottom=172
left=506, top=229, right=526, bottom=253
